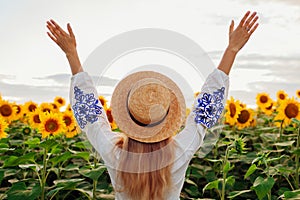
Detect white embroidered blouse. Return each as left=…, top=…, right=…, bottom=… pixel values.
left=70, top=69, right=229, bottom=200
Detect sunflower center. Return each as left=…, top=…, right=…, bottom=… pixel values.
left=298, top=91, right=300, bottom=96
left=58, top=99, right=63, bottom=104
left=45, top=119, right=59, bottom=132
left=33, top=115, right=41, bottom=123
left=279, top=94, right=285, bottom=100
left=100, top=99, right=105, bottom=105
left=229, top=103, right=236, bottom=117
left=15, top=105, right=21, bottom=114
left=0, top=104, right=12, bottom=117
left=23, top=127, right=31, bottom=134
left=29, top=104, right=37, bottom=112
left=266, top=103, right=273, bottom=110
left=106, top=110, right=113, bottom=123
left=52, top=104, right=58, bottom=109
left=63, top=116, right=72, bottom=126
left=237, top=110, right=250, bottom=124
left=284, top=103, right=299, bottom=119
left=43, top=108, right=51, bottom=113
left=260, top=96, right=268, bottom=103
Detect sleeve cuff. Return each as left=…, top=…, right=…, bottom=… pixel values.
left=71, top=71, right=89, bottom=81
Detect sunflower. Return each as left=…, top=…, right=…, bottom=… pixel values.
left=65, top=104, right=72, bottom=112
left=194, top=91, right=200, bottom=98
left=23, top=101, right=38, bottom=114
left=62, top=111, right=76, bottom=131
left=65, top=126, right=79, bottom=138
left=98, top=96, right=108, bottom=110
left=225, top=97, right=242, bottom=126
left=22, top=126, right=32, bottom=135
left=51, top=103, right=60, bottom=112
left=54, top=96, right=66, bottom=107
left=274, top=98, right=300, bottom=127
left=27, top=108, right=42, bottom=129
left=186, top=108, right=191, bottom=117
left=250, top=118, right=256, bottom=127
left=39, top=112, right=66, bottom=138
left=0, top=100, right=17, bottom=122
left=39, top=103, right=53, bottom=113
left=296, top=90, right=300, bottom=98
left=256, top=93, right=272, bottom=109
left=260, top=100, right=275, bottom=116
left=277, top=90, right=288, bottom=103
left=13, top=103, right=25, bottom=121
left=106, top=108, right=118, bottom=130
left=0, top=116, right=8, bottom=139
left=236, top=108, right=254, bottom=130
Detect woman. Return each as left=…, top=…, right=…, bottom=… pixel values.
left=47, top=11, right=258, bottom=200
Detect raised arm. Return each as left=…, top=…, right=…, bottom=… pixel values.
left=46, top=19, right=83, bottom=75
left=217, top=11, right=259, bottom=75
left=46, top=20, right=122, bottom=165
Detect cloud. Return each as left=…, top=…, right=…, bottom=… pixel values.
left=34, top=74, right=118, bottom=86
left=231, top=0, right=300, bottom=6
left=209, top=52, right=300, bottom=81
left=208, top=52, right=300, bottom=106
left=0, top=73, right=118, bottom=104
left=236, top=54, right=300, bottom=83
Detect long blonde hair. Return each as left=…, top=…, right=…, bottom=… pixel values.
left=116, top=137, right=174, bottom=200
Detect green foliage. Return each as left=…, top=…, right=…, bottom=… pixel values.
left=1, top=116, right=300, bottom=199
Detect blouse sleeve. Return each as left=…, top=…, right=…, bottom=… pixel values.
left=173, top=69, right=229, bottom=158
left=70, top=72, right=122, bottom=164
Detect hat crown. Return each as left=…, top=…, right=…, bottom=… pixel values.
left=128, top=78, right=171, bottom=125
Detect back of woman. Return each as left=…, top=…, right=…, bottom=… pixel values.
left=46, top=11, right=259, bottom=199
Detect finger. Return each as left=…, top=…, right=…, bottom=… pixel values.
left=50, top=19, right=67, bottom=36
left=249, top=23, right=259, bottom=36
left=238, top=11, right=251, bottom=28
left=47, top=32, right=58, bottom=44
left=46, top=24, right=60, bottom=38
left=46, top=21, right=57, bottom=32
left=244, top=12, right=257, bottom=27
left=248, top=16, right=259, bottom=30
left=229, top=20, right=234, bottom=35
left=67, top=23, right=75, bottom=38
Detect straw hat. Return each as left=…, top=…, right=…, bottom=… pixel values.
left=111, top=71, right=186, bottom=143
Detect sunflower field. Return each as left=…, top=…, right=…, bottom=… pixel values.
left=1, top=90, right=300, bottom=200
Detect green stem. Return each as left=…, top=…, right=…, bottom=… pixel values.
left=221, top=147, right=230, bottom=200
left=92, top=156, right=97, bottom=200
left=263, top=160, right=271, bottom=200
left=279, top=120, right=284, bottom=142
left=93, top=180, right=97, bottom=200
left=284, top=175, right=295, bottom=191
left=41, top=148, right=47, bottom=200
left=295, top=127, right=300, bottom=189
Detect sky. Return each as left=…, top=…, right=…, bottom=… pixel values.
left=0, top=0, right=299, bottom=107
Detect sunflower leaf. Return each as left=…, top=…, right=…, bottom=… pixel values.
left=251, top=176, right=275, bottom=200
left=244, top=164, right=257, bottom=179
left=273, top=140, right=295, bottom=146
left=40, top=139, right=58, bottom=150
left=79, top=165, right=106, bottom=181
left=228, top=190, right=252, bottom=199
left=203, top=179, right=222, bottom=193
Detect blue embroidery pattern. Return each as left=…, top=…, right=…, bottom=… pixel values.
left=194, top=87, right=225, bottom=128
left=72, top=86, right=103, bottom=129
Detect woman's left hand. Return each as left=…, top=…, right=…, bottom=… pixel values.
left=227, top=11, right=259, bottom=53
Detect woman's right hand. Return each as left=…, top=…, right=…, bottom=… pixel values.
left=47, top=20, right=83, bottom=75
left=46, top=19, right=77, bottom=56
left=227, top=11, right=259, bottom=53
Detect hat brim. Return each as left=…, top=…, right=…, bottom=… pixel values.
left=111, top=71, right=186, bottom=143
